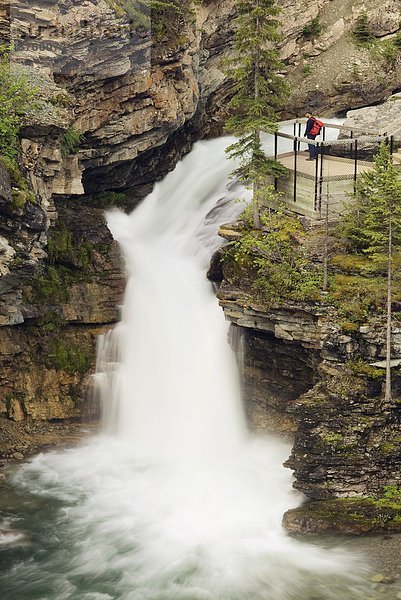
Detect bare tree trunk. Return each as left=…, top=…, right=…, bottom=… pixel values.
left=253, top=182, right=261, bottom=229
left=385, top=215, right=392, bottom=402
left=323, top=184, right=329, bottom=292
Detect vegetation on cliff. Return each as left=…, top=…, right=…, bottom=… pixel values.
left=0, top=46, right=37, bottom=160
left=0, top=155, right=35, bottom=209
left=352, top=10, right=401, bottom=69
left=0, top=46, right=38, bottom=210
left=223, top=196, right=322, bottom=304
left=60, top=127, right=84, bottom=158
left=224, top=144, right=401, bottom=319
left=105, top=0, right=198, bottom=27
left=336, top=142, right=401, bottom=400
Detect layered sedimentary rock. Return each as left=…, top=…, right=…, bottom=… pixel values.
left=0, top=0, right=239, bottom=205
left=218, top=277, right=401, bottom=502
left=0, top=198, right=125, bottom=436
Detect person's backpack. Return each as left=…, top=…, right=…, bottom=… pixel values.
left=310, top=118, right=323, bottom=136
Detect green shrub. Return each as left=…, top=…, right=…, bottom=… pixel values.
left=47, top=229, right=73, bottom=265
left=47, top=228, right=96, bottom=269
left=328, top=274, right=387, bottom=324
left=372, top=40, right=400, bottom=67
left=31, top=266, right=69, bottom=304
left=302, top=16, right=322, bottom=39
left=60, top=127, right=84, bottom=157
left=346, top=359, right=383, bottom=380
left=0, top=45, right=38, bottom=159
left=331, top=253, right=369, bottom=273
left=330, top=252, right=391, bottom=276
left=375, top=485, right=401, bottom=508
left=0, top=155, right=36, bottom=209
left=224, top=208, right=322, bottom=306
left=44, top=340, right=91, bottom=374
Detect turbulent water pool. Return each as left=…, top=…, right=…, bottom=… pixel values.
left=1, top=137, right=399, bottom=600
left=0, top=440, right=379, bottom=600
left=0, top=440, right=400, bottom=600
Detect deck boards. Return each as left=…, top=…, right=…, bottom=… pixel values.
left=277, top=151, right=373, bottom=180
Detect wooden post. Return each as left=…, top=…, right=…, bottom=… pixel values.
left=293, top=137, right=298, bottom=203
left=314, top=143, right=319, bottom=211
left=323, top=183, right=330, bottom=291
left=318, top=143, right=324, bottom=212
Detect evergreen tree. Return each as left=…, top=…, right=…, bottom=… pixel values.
left=353, top=11, right=374, bottom=46
left=340, top=142, right=401, bottom=401
left=225, top=0, right=288, bottom=228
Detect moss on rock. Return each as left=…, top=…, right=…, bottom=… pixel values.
left=283, top=491, right=401, bottom=534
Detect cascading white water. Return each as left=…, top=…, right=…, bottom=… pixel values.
left=0, top=136, right=371, bottom=600
left=96, top=138, right=251, bottom=461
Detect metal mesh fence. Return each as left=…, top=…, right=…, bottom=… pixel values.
left=266, top=120, right=401, bottom=220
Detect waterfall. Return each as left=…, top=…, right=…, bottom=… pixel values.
left=1, top=137, right=368, bottom=600
left=96, top=138, right=251, bottom=461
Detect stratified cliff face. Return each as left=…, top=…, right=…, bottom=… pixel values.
left=0, top=0, right=238, bottom=323
left=218, top=277, right=401, bottom=501
left=1, top=0, right=238, bottom=204
left=0, top=194, right=125, bottom=434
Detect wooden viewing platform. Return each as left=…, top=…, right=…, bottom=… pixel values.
left=278, top=151, right=373, bottom=179
left=264, top=120, right=399, bottom=221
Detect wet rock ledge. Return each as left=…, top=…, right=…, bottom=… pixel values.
left=214, top=275, right=401, bottom=533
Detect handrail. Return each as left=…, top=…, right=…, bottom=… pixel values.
left=278, top=118, right=383, bottom=136
left=271, top=131, right=391, bottom=147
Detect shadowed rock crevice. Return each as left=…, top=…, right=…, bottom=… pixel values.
left=240, top=328, right=320, bottom=434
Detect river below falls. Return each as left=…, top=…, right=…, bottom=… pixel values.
left=0, top=437, right=400, bottom=600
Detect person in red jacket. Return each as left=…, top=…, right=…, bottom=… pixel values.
left=304, top=112, right=321, bottom=161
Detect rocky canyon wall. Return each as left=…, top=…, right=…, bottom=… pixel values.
left=216, top=270, right=401, bottom=502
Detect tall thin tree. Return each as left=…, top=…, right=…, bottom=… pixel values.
left=340, top=142, right=401, bottom=401
left=225, top=0, right=288, bottom=228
